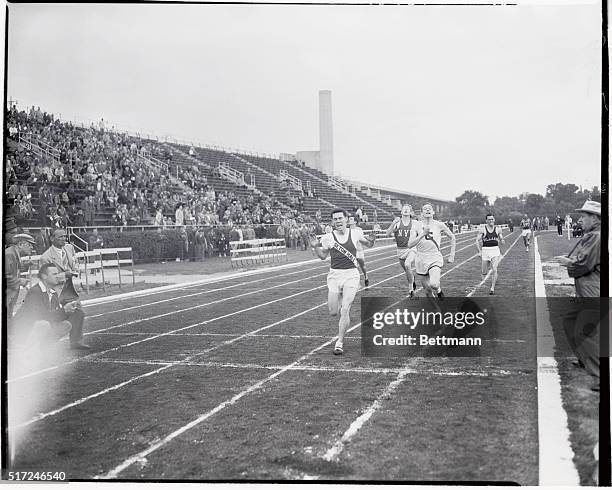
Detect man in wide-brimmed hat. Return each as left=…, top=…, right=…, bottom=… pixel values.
left=554, top=200, right=601, bottom=297
left=554, top=199, right=601, bottom=391
left=4, top=233, right=36, bottom=317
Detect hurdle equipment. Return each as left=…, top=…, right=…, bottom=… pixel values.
left=229, top=238, right=287, bottom=268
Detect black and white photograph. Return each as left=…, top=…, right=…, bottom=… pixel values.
left=2, top=0, right=606, bottom=484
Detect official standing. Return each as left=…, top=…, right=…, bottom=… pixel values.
left=5, top=233, right=36, bottom=317
left=554, top=200, right=601, bottom=391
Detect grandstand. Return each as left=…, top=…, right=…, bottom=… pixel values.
left=4, top=104, right=453, bottom=232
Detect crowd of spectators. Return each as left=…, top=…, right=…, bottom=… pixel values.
left=5, top=105, right=312, bottom=232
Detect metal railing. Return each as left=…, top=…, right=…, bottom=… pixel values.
left=279, top=169, right=302, bottom=191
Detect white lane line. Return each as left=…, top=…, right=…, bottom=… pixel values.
left=466, top=230, right=522, bottom=297
left=9, top=238, right=473, bottom=383
left=80, top=241, right=397, bottom=307
left=81, top=357, right=520, bottom=376
left=84, top=247, right=397, bottom=319
left=323, top=365, right=413, bottom=461
left=534, top=236, right=579, bottom=485
left=7, top=255, right=401, bottom=384
left=318, top=252, right=483, bottom=462
left=84, top=252, right=396, bottom=336
left=12, top=242, right=478, bottom=429
left=95, top=250, right=480, bottom=479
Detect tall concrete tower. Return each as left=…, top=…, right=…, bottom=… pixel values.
left=319, top=90, right=334, bottom=175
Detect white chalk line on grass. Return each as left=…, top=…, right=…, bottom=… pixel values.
left=84, top=246, right=398, bottom=319
left=533, top=236, right=579, bottom=485
left=95, top=249, right=480, bottom=479
left=81, top=357, right=520, bottom=376
left=321, top=234, right=522, bottom=462
left=12, top=255, right=415, bottom=426
left=7, top=252, right=406, bottom=384
left=84, top=250, right=400, bottom=335
left=318, top=251, right=485, bottom=462
left=81, top=240, right=398, bottom=308
left=10, top=238, right=475, bottom=384
left=13, top=241, right=478, bottom=430
left=84, top=235, right=475, bottom=319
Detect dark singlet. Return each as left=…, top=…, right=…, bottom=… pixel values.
left=394, top=219, right=413, bottom=248
left=330, top=229, right=358, bottom=270
left=482, top=226, right=499, bottom=248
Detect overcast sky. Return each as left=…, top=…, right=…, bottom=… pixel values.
left=6, top=2, right=601, bottom=201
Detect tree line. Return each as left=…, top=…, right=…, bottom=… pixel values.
left=452, top=183, right=602, bottom=224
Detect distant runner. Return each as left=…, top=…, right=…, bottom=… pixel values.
left=520, top=215, right=531, bottom=252
left=476, top=213, right=505, bottom=295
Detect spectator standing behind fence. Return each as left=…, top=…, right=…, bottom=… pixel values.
left=4, top=233, right=36, bottom=318
left=553, top=200, right=601, bottom=391
left=13, top=263, right=89, bottom=350
left=175, top=204, right=185, bottom=226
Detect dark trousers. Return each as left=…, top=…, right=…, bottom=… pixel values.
left=563, top=305, right=600, bottom=379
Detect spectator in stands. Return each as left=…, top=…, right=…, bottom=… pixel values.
left=355, top=206, right=363, bottom=224
left=13, top=262, right=89, bottom=350
left=88, top=228, right=104, bottom=250
left=175, top=204, right=185, bottom=226
left=4, top=233, right=36, bottom=317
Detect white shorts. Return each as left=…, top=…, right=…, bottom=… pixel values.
left=521, top=229, right=531, bottom=237
left=415, top=252, right=444, bottom=276
left=327, top=268, right=360, bottom=293
left=481, top=246, right=501, bottom=262
left=356, top=250, right=365, bottom=260
left=397, top=247, right=416, bottom=266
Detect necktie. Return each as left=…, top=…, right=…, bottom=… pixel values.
left=50, top=292, right=60, bottom=310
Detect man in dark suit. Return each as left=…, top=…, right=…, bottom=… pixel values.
left=14, top=262, right=90, bottom=350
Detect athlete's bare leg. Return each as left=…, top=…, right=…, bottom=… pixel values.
left=429, top=267, right=442, bottom=295
left=399, top=258, right=416, bottom=294
left=490, top=256, right=501, bottom=292
left=419, top=274, right=435, bottom=297
left=333, top=286, right=359, bottom=353
left=328, top=290, right=341, bottom=316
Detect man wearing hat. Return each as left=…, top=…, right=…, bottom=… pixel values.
left=554, top=200, right=601, bottom=390
left=4, top=233, right=36, bottom=317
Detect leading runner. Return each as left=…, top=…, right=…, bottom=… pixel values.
left=310, top=209, right=376, bottom=355
left=520, top=214, right=531, bottom=252
left=408, top=203, right=455, bottom=299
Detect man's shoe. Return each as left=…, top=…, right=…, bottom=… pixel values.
left=364, top=277, right=369, bottom=288
left=489, top=289, right=495, bottom=295
left=70, top=342, right=92, bottom=350
left=333, top=341, right=344, bottom=355
left=437, top=290, right=445, bottom=300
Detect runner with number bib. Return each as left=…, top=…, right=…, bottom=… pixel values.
left=408, top=203, right=456, bottom=299
left=386, top=204, right=418, bottom=297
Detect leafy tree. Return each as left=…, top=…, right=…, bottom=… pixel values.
left=455, top=190, right=489, bottom=219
